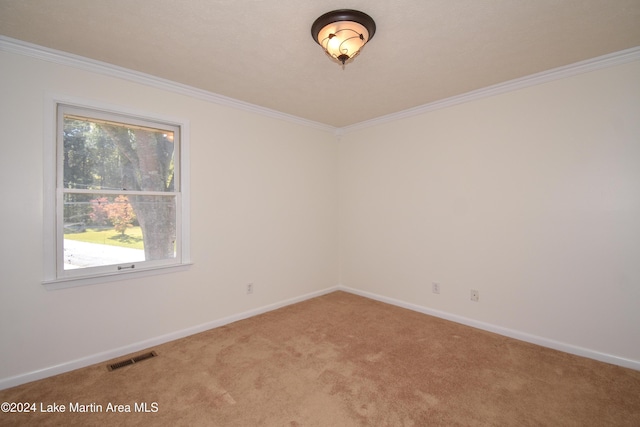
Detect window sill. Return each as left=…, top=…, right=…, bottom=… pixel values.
left=42, top=263, right=193, bottom=290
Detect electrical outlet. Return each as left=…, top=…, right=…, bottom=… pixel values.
left=246, top=283, right=254, bottom=295
left=470, top=289, right=479, bottom=302
left=432, top=282, right=440, bottom=294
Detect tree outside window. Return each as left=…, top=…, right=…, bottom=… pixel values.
left=58, top=105, right=182, bottom=275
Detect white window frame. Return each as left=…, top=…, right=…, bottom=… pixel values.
left=43, top=96, right=191, bottom=290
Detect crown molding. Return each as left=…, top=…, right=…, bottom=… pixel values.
left=0, top=36, right=336, bottom=134
left=2, top=36, right=638, bottom=137
left=340, top=46, right=640, bottom=134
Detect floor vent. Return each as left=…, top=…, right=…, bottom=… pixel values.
left=107, top=351, right=157, bottom=371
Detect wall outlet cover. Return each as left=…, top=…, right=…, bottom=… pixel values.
left=432, top=282, right=440, bottom=294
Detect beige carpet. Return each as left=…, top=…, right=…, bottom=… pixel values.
left=1, top=291, right=639, bottom=426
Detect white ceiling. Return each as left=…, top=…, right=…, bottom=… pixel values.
left=1, top=0, right=639, bottom=127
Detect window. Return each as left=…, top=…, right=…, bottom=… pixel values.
left=44, top=102, right=190, bottom=288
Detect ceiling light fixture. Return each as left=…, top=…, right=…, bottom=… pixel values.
left=311, top=9, right=376, bottom=68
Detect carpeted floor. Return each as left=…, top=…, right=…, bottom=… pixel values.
left=1, top=291, right=639, bottom=426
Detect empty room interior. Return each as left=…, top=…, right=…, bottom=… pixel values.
left=1, top=1, right=639, bottom=425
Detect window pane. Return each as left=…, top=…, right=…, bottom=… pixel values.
left=48, top=103, right=187, bottom=287
left=63, top=193, right=176, bottom=270
left=63, top=115, right=175, bottom=192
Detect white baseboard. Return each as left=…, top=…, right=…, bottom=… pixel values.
left=4, top=284, right=636, bottom=390
left=338, top=285, right=640, bottom=371
left=0, top=286, right=339, bottom=391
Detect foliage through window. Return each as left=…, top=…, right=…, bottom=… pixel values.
left=50, top=104, right=187, bottom=283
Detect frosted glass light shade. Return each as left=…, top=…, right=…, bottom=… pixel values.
left=311, top=10, right=376, bottom=67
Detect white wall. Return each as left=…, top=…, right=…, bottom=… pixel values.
left=0, top=49, right=339, bottom=386
left=1, top=42, right=639, bottom=388
left=339, top=60, right=640, bottom=365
